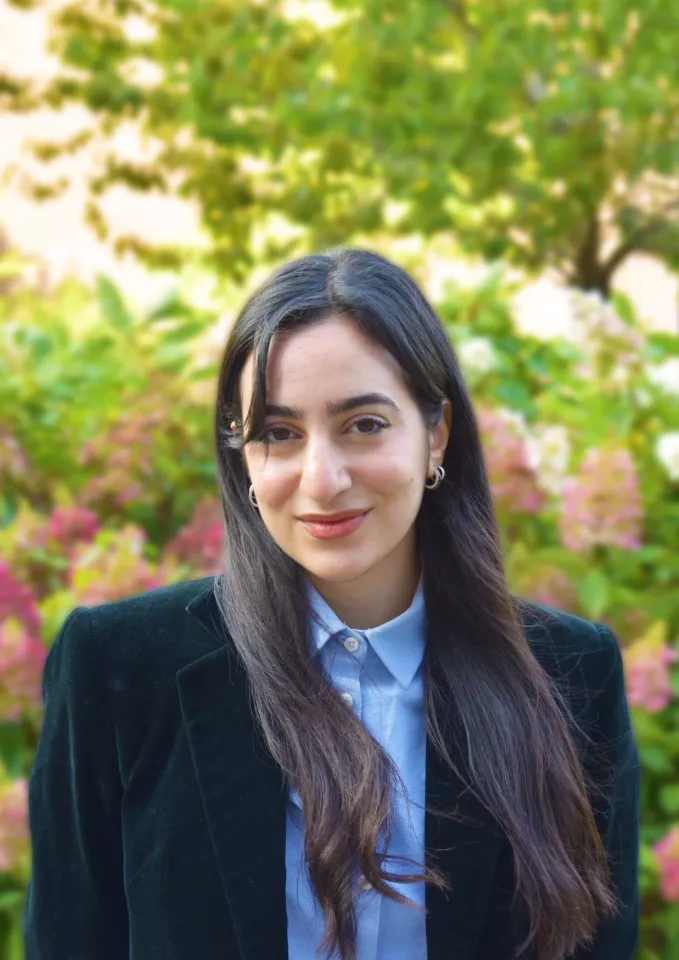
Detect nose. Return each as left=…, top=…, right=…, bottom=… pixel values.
left=298, top=437, right=352, bottom=501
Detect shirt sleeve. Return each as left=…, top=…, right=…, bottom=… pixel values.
left=570, top=622, right=641, bottom=960
left=23, top=607, right=129, bottom=959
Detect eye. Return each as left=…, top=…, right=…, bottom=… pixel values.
left=258, top=416, right=390, bottom=444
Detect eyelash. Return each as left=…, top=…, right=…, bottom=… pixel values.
left=258, top=416, right=391, bottom=444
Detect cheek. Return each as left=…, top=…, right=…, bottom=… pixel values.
left=366, top=446, right=424, bottom=494
left=256, top=465, right=298, bottom=506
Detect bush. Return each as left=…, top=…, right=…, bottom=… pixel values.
left=1, top=251, right=677, bottom=957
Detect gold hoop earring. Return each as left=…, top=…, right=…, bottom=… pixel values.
left=248, top=484, right=259, bottom=509
left=425, top=465, right=445, bottom=490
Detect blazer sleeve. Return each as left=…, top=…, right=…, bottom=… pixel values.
left=24, top=607, right=129, bottom=959
left=570, top=622, right=641, bottom=960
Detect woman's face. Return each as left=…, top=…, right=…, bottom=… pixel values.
left=239, top=314, right=451, bottom=588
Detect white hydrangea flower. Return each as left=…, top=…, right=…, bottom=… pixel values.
left=498, top=407, right=529, bottom=437
left=511, top=278, right=573, bottom=340
left=656, top=432, right=679, bottom=481
left=525, top=425, right=570, bottom=495
left=609, top=362, right=633, bottom=389
left=633, top=387, right=653, bottom=409
left=457, top=337, right=497, bottom=378
left=647, top=358, right=679, bottom=397
left=567, top=289, right=645, bottom=375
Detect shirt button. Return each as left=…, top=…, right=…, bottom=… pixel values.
left=340, top=692, right=354, bottom=708
left=344, top=636, right=359, bottom=653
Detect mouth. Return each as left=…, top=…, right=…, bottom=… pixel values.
left=298, top=510, right=370, bottom=522
left=298, top=509, right=371, bottom=540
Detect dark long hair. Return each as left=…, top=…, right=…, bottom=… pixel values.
left=213, top=248, right=618, bottom=960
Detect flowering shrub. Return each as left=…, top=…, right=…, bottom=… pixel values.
left=0, top=564, right=46, bottom=724
left=558, top=447, right=643, bottom=553
left=442, top=269, right=679, bottom=957
left=476, top=407, right=546, bottom=514
left=654, top=827, right=679, bottom=904
left=0, top=253, right=677, bottom=956
left=625, top=623, right=679, bottom=714
left=163, top=498, right=225, bottom=578
left=0, top=775, right=29, bottom=884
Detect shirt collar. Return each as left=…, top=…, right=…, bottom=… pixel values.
left=303, top=573, right=426, bottom=689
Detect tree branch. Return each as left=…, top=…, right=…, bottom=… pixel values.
left=602, top=197, right=679, bottom=279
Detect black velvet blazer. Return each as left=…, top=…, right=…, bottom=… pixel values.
left=24, top=575, right=640, bottom=960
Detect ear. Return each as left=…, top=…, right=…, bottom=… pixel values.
left=428, top=398, right=453, bottom=471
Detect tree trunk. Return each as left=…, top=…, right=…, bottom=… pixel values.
left=569, top=216, right=612, bottom=295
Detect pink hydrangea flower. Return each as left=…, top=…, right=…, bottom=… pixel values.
left=78, top=402, right=168, bottom=511
left=0, top=561, right=41, bottom=636
left=477, top=407, right=545, bottom=515
left=68, top=524, right=166, bottom=605
left=0, top=617, right=47, bottom=722
left=623, top=624, right=678, bottom=713
left=653, top=825, right=679, bottom=902
left=0, top=430, right=30, bottom=480
left=4, top=505, right=100, bottom=600
left=559, top=448, right=643, bottom=553
left=47, top=506, right=99, bottom=545
left=0, top=564, right=45, bottom=720
left=519, top=566, right=578, bottom=612
left=163, top=499, right=224, bottom=577
left=0, top=777, right=29, bottom=880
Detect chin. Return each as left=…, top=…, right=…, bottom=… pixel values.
left=300, top=553, right=379, bottom=584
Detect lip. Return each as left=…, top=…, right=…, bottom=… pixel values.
left=299, top=509, right=371, bottom=540
left=298, top=509, right=370, bottom=522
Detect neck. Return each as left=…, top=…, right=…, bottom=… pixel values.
left=306, top=536, right=421, bottom=630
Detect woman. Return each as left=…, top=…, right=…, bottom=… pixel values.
left=24, top=248, right=640, bottom=960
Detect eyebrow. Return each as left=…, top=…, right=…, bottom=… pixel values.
left=264, top=392, right=400, bottom=419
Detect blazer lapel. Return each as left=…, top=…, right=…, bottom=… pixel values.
left=182, top=580, right=503, bottom=960
left=178, top=584, right=289, bottom=960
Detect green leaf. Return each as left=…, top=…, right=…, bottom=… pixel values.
left=154, top=342, right=190, bottom=369
left=144, top=293, right=193, bottom=321
left=96, top=276, right=133, bottom=330
left=189, top=364, right=218, bottom=380
left=0, top=726, right=25, bottom=779
left=493, top=381, right=534, bottom=414
left=639, top=745, right=672, bottom=773
left=639, top=843, right=659, bottom=873
left=659, top=784, right=679, bottom=814
left=160, top=320, right=207, bottom=343
left=636, top=546, right=670, bottom=562
left=577, top=570, right=610, bottom=620
left=610, top=291, right=638, bottom=328
left=0, top=891, right=24, bottom=910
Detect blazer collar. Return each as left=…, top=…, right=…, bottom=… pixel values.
left=180, top=579, right=503, bottom=960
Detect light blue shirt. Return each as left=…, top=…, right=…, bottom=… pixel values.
left=285, top=574, right=428, bottom=960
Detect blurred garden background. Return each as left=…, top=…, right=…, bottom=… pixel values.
left=1, top=0, right=679, bottom=956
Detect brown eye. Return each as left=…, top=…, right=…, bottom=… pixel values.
left=258, top=417, right=390, bottom=444
left=351, top=417, right=390, bottom=435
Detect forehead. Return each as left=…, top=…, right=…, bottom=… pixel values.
left=239, top=315, right=405, bottom=404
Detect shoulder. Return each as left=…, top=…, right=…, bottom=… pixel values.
left=513, top=597, right=633, bottom=761
left=83, top=574, right=217, bottom=630
left=49, top=576, right=225, bottom=696
left=513, top=595, right=625, bottom=695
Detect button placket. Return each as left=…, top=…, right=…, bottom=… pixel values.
left=336, top=630, right=365, bottom=717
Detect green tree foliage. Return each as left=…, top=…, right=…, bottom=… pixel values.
left=5, top=0, right=679, bottom=290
